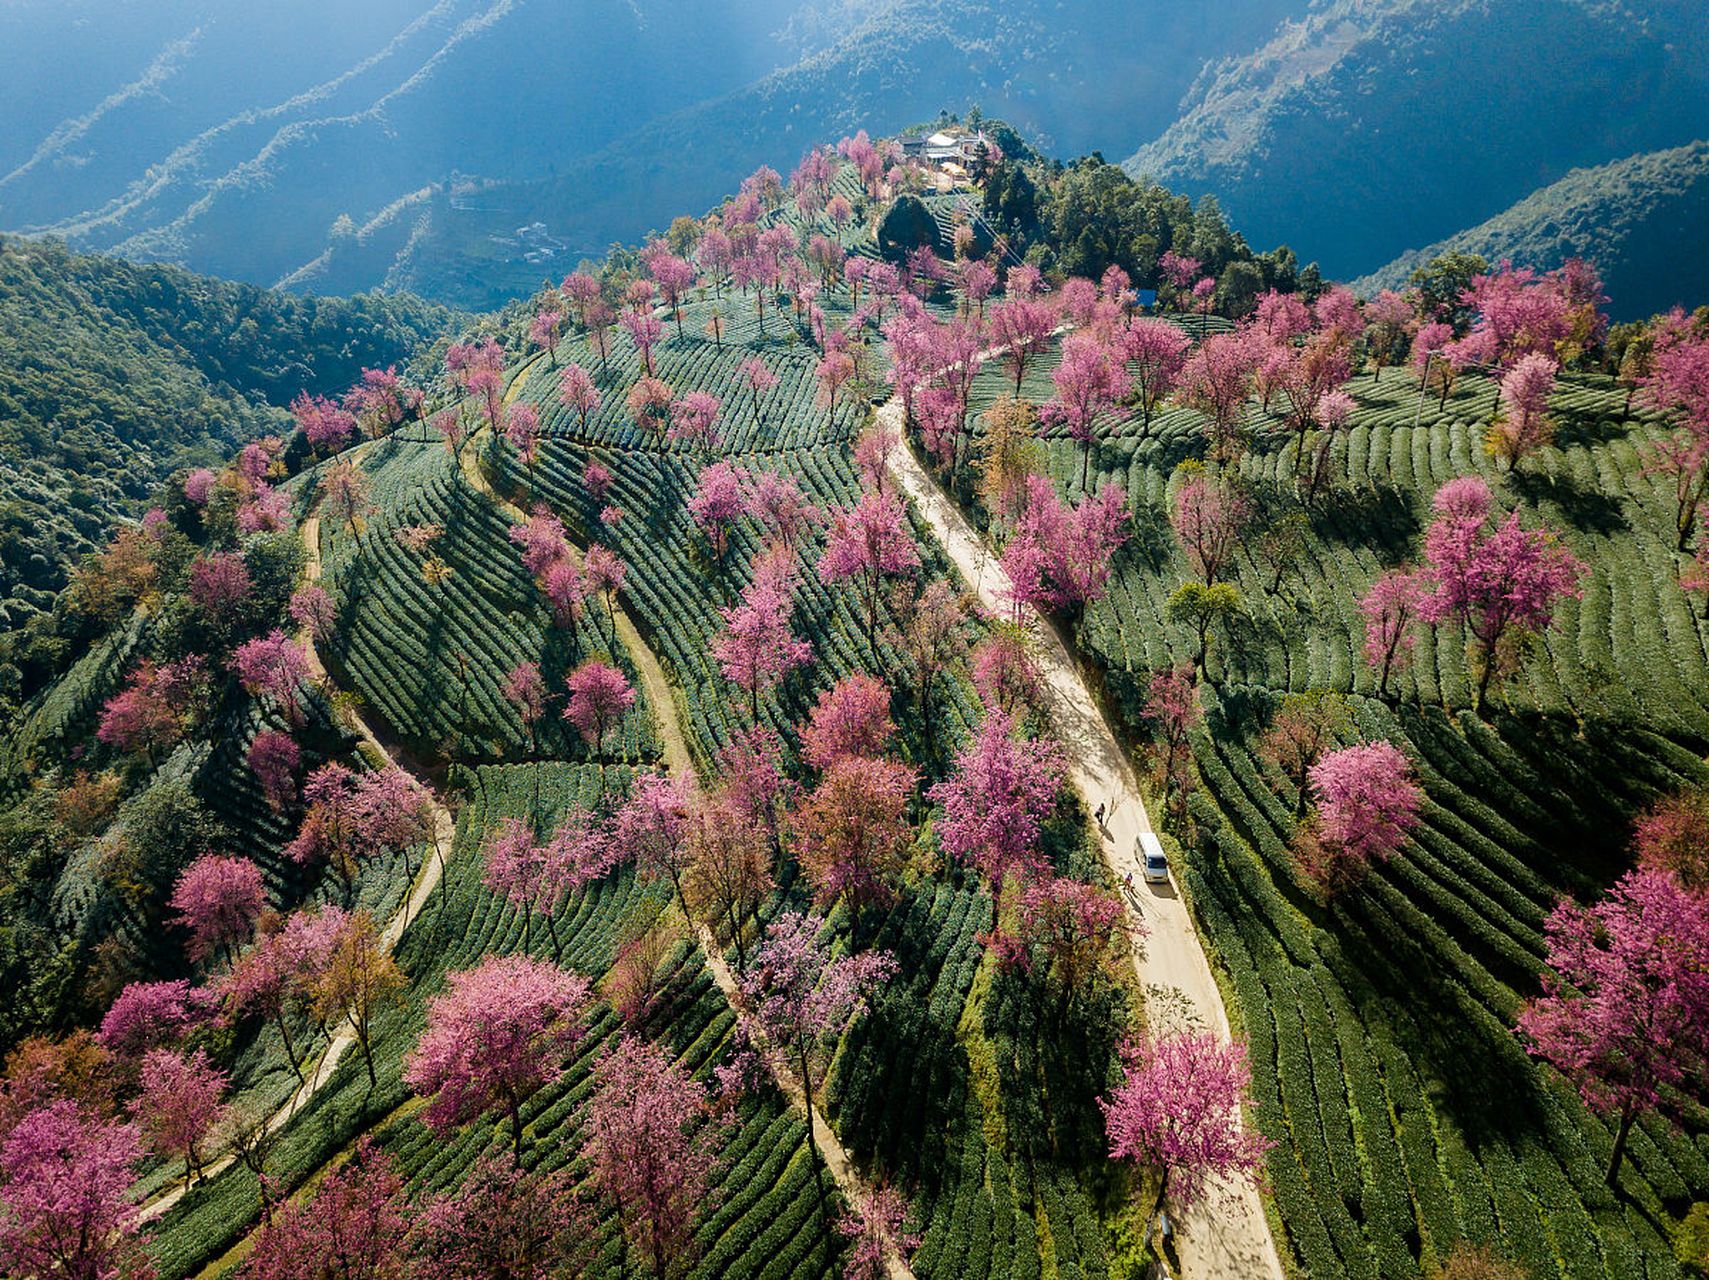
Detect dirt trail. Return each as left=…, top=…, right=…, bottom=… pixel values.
left=877, top=399, right=1285, bottom=1280
left=140, top=498, right=457, bottom=1224
left=468, top=372, right=910, bottom=1274
left=695, top=924, right=914, bottom=1280
left=457, top=427, right=694, bottom=780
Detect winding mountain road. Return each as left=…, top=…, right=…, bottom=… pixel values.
left=876, top=398, right=1285, bottom=1280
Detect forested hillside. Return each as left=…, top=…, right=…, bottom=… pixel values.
left=1124, top=0, right=1709, bottom=280
left=1356, top=141, right=1709, bottom=320
left=0, top=235, right=457, bottom=683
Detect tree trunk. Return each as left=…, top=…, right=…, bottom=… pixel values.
left=510, top=1098, right=525, bottom=1162
left=1607, top=1104, right=1636, bottom=1186
left=275, top=1011, right=303, bottom=1083
left=1474, top=640, right=1496, bottom=711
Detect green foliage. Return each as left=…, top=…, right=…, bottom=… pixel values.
left=0, top=234, right=457, bottom=653
left=878, top=195, right=941, bottom=262
left=957, top=330, right=1709, bottom=1277
left=1677, top=1204, right=1709, bottom=1276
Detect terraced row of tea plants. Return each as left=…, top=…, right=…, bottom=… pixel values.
left=482, top=302, right=1141, bottom=1276
left=963, top=343, right=1709, bottom=1277
left=150, top=761, right=849, bottom=1280
left=313, top=435, right=662, bottom=766
left=497, top=294, right=983, bottom=762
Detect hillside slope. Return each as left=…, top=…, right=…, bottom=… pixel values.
left=1123, top=0, right=1709, bottom=282
left=0, top=235, right=456, bottom=648
left=1353, top=141, right=1709, bottom=320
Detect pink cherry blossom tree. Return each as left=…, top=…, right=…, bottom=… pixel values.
left=529, top=310, right=563, bottom=366
left=481, top=818, right=552, bottom=953
left=1638, top=315, right=1709, bottom=547
left=739, top=911, right=895, bottom=1185
left=189, top=552, right=252, bottom=626
left=584, top=1034, right=719, bottom=1280
left=503, top=402, right=542, bottom=488
left=233, top=630, right=311, bottom=724
left=448, top=338, right=508, bottom=432
left=1518, top=869, right=1709, bottom=1184
left=1633, top=788, right=1709, bottom=890
left=738, top=357, right=778, bottom=427
left=344, top=367, right=420, bottom=438
left=0, top=1100, right=151, bottom=1280
left=409, top=1151, right=589, bottom=1280
left=688, top=460, right=750, bottom=570
left=928, top=708, right=1062, bottom=935
left=669, top=390, right=722, bottom=457
left=246, top=1137, right=406, bottom=1280
left=502, top=661, right=547, bottom=754
left=794, top=754, right=915, bottom=922
left=563, top=660, right=634, bottom=786
left=626, top=375, right=674, bottom=435
left=1122, top=318, right=1192, bottom=434
left=169, top=855, right=266, bottom=967
left=98, top=659, right=206, bottom=763
left=1298, top=741, right=1423, bottom=894
left=557, top=363, right=601, bottom=432
left=247, top=729, right=300, bottom=812
left=819, top=490, right=920, bottom=648
left=746, top=469, right=819, bottom=552
left=836, top=1182, right=920, bottom=1280
left=1017, top=875, right=1133, bottom=1003
left=1489, top=352, right=1558, bottom=470
left=1169, top=472, right=1247, bottom=588
left=800, top=673, right=894, bottom=770
left=291, top=393, right=356, bottom=455
left=1359, top=569, right=1427, bottom=697
left=184, top=467, right=219, bottom=505
left=1003, top=477, right=1130, bottom=618
left=971, top=626, right=1044, bottom=718
left=1143, top=664, right=1202, bottom=824
left=1418, top=476, right=1585, bottom=704
left=611, top=771, right=695, bottom=909
left=990, top=296, right=1060, bottom=396
left=135, top=1047, right=228, bottom=1182
left=1178, top=332, right=1257, bottom=466
left=406, top=955, right=592, bottom=1158
left=1158, top=250, right=1200, bottom=298
left=289, top=585, right=336, bottom=645
left=97, top=979, right=210, bottom=1059
left=1044, top=333, right=1130, bottom=488
left=1101, top=1030, right=1273, bottom=1231
left=218, top=906, right=346, bottom=1083
left=814, top=350, right=857, bottom=435
left=644, top=251, right=696, bottom=340
left=712, top=574, right=814, bottom=721
left=582, top=543, right=627, bottom=635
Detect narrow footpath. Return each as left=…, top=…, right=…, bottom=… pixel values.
left=876, top=398, right=1286, bottom=1280
left=470, top=372, right=914, bottom=1277
left=140, top=498, right=457, bottom=1223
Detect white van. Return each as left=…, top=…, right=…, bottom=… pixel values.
left=1138, top=831, right=1170, bottom=884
